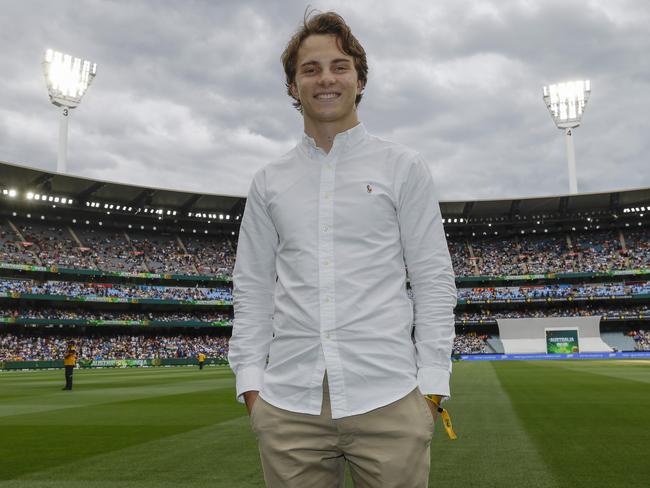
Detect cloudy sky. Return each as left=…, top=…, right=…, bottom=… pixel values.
left=1, top=0, right=648, bottom=201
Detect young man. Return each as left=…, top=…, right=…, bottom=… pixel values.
left=229, top=11, right=456, bottom=488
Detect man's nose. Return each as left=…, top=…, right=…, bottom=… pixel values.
left=317, top=69, right=336, bottom=85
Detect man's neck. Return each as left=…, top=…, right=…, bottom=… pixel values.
left=304, top=115, right=360, bottom=153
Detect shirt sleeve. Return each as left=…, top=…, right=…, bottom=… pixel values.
left=228, top=169, right=278, bottom=403
left=397, top=155, right=457, bottom=398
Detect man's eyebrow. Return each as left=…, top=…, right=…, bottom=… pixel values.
left=299, top=58, right=352, bottom=68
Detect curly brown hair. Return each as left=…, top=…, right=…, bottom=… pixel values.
left=281, top=10, right=368, bottom=112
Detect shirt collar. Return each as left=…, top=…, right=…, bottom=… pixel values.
left=300, top=123, right=367, bottom=157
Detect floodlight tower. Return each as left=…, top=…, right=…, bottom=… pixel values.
left=542, top=80, right=590, bottom=195
left=42, top=49, right=97, bottom=174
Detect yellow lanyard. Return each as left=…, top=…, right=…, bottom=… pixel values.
left=425, top=395, right=458, bottom=440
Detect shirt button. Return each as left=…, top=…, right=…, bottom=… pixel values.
left=325, top=296, right=332, bottom=303
left=322, top=225, right=329, bottom=232
left=324, top=193, right=331, bottom=200
left=324, top=260, right=330, bottom=266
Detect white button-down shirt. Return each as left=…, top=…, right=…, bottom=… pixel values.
left=229, top=123, right=456, bottom=419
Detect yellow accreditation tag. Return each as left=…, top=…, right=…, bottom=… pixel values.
left=439, top=409, right=457, bottom=440
left=424, top=395, right=458, bottom=440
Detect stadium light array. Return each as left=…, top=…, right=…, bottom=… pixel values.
left=86, top=201, right=136, bottom=212
left=79, top=200, right=231, bottom=222
left=26, top=191, right=73, bottom=205
left=543, top=80, right=591, bottom=195
left=186, top=211, right=231, bottom=221
left=43, top=49, right=97, bottom=174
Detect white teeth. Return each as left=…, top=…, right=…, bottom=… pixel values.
left=316, top=93, right=339, bottom=99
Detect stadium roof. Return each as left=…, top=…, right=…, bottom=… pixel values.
left=0, top=160, right=242, bottom=216
left=1, top=159, right=649, bottom=219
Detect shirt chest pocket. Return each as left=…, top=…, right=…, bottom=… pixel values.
left=336, top=181, right=399, bottom=241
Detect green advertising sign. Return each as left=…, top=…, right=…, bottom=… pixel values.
left=546, top=329, right=580, bottom=354
left=87, top=359, right=150, bottom=368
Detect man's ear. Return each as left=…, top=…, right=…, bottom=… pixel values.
left=357, top=80, right=365, bottom=93
left=289, top=82, right=300, bottom=101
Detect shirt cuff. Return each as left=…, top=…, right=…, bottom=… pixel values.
left=235, top=366, right=265, bottom=404
left=417, top=366, right=451, bottom=399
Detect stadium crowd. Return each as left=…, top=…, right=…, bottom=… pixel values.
left=451, top=227, right=649, bottom=276
left=455, top=305, right=650, bottom=322
left=629, top=330, right=650, bottom=351
left=2, top=220, right=648, bottom=278
left=456, top=281, right=650, bottom=301
left=1, top=221, right=237, bottom=276
left=452, top=333, right=489, bottom=355
left=1, top=219, right=648, bottom=361
left=3, top=304, right=647, bottom=325
left=0, top=279, right=232, bottom=301
left=1, top=307, right=230, bottom=323
left=5, top=278, right=649, bottom=304
left=467, top=234, right=570, bottom=276
left=0, top=334, right=229, bottom=361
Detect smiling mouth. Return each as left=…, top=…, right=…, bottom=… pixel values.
left=315, top=92, right=340, bottom=100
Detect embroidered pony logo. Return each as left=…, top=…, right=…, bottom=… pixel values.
left=366, top=184, right=373, bottom=193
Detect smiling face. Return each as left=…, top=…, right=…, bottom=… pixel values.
left=290, top=34, right=364, bottom=134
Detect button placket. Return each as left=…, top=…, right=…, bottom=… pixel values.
left=318, top=151, right=337, bottom=355
left=317, top=137, right=350, bottom=417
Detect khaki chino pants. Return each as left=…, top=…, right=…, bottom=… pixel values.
left=250, top=375, right=435, bottom=488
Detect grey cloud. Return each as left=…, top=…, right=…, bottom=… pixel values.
left=0, top=0, right=649, bottom=200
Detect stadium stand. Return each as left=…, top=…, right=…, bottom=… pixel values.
left=1, top=307, right=229, bottom=322
left=452, top=228, right=649, bottom=277
left=451, top=333, right=490, bottom=355
left=631, top=329, right=650, bottom=350
left=456, top=281, right=650, bottom=300
left=2, top=219, right=237, bottom=276
left=0, top=333, right=229, bottom=361
left=4, top=277, right=649, bottom=304
left=0, top=278, right=232, bottom=301
left=1, top=160, right=648, bottom=365
left=600, top=331, right=637, bottom=352
left=455, top=305, right=650, bottom=321
left=0, top=331, right=496, bottom=361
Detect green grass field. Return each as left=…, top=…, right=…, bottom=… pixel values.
left=1, top=361, right=649, bottom=488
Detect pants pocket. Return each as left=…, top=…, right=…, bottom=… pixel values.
left=250, top=396, right=263, bottom=430
left=415, top=392, right=436, bottom=433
